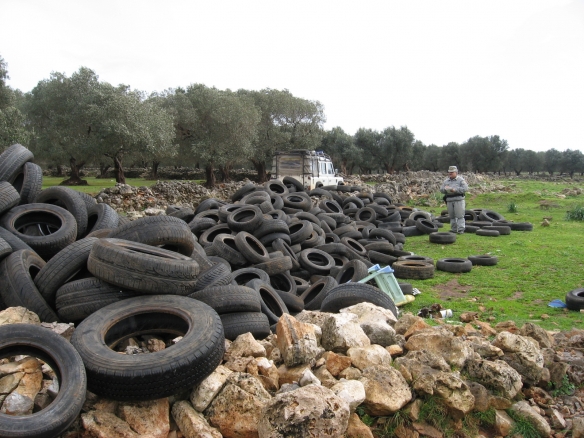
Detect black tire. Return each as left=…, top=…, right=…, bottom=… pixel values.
left=300, top=276, right=338, bottom=311
left=200, top=224, right=234, bottom=247
left=402, top=226, right=424, bottom=237
left=0, top=203, right=78, bottom=261
left=508, top=222, right=533, bottom=231
left=85, top=203, right=119, bottom=236
left=340, top=237, right=368, bottom=258
left=468, top=255, right=498, bottom=266
left=78, top=191, right=98, bottom=212
left=292, top=276, right=310, bottom=295
left=298, top=248, right=335, bottom=275
left=415, top=219, right=439, bottom=235
left=368, top=251, right=398, bottom=266
left=0, top=225, right=33, bottom=252
left=270, top=271, right=298, bottom=295
left=335, top=259, right=369, bottom=284
left=252, top=256, right=293, bottom=276
left=288, top=220, right=314, bottom=245
left=88, top=238, right=200, bottom=295
left=483, top=225, right=511, bottom=235
left=220, top=311, right=271, bottom=341
left=188, top=284, right=261, bottom=314
left=11, top=162, right=43, bottom=205
left=227, top=205, right=264, bottom=233
left=71, top=295, right=225, bottom=400
left=232, top=267, right=271, bottom=285
left=34, top=186, right=89, bottom=239
left=34, top=237, right=98, bottom=306
left=0, top=249, right=60, bottom=322
left=409, top=211, right=432, bottom=222
left=194, top=261, right=233, bottom=292
left=476, top=229, right=500, bottom=237
left=109, top=215, right=195, bottom=256
left=275, top=290, right=304, bottom=313
left=320, top=283, right=397, bottom=317
left=320, top=199, right=343, bottom=214
left=0, top=237, right=11, bottom=261
left=478, top=209, right=505, bottom=222
left=398, top=255, right=434, bottom=264
left=392, top=260, right=435, bottom=280
left=0, top=324, right=86, bottom=438
left=259, top=232, right=292, bottom=247
left=429, top=232, right=457, bottom=244
left=265, top=180, right=289, bottom=196
left=212, top=234, right=248, bottom=266
left=464, top=225, right=479, bottom=233
left=246, top=279, right=289, bottom=325
left=253, top=219, right=289, bottom=240
left=566, top=288, right=584, bottom=311
left=368, top=228, right=397, bottom=245
left=271, top=238, right=300, bottom=271
left=0, top=181, right=20, bottom=214
left=194, top=198, right=224, bottom=216
left=194, top=209, right=221, bottom=223
left=436, top=258, right=473, bottom=273
left=399, top=282, right=414, bottom=295
left=189, top=218, right=220, bottom=239
left=234, top=231, right=270, bottom=264
left=282, top=193, right=312, bottom=211
left=168, top=207, right=196, bottom=223
left=231, top=182, right=257, bottom=202
left=282, top=176, right=305, bottom=192
left=55, top=277, right=137, bottom=323
left=0, top=143, right=34, bottom=183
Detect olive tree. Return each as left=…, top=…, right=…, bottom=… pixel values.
left=0, top=55, right=29, bottom=147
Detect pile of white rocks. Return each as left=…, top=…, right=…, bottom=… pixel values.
left=2, top=304, right=584, bottom=438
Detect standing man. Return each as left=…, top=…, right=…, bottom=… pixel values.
left=440, top=166, right=468, bottom=234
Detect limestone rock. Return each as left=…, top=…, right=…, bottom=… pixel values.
left=346, top=345, right=392, bottom=371
left=276, top=314, right=321, bottom=367
left=393, top=313, right=422, bottom=335
left=116, top=398, right=170, bottom=438
left=258, top=384, right=350, bottom=438
left=359, top=365, right=412, bottom=415
left=494, top=410, right=515, bottom=437
left=340, top=302, right=398, bottom=346
left=205, top=372, right=271, bottom=438
left=81, top=410, right=140, bottom=438
left=324, top=351, right=352, bottom=377
left=510, top=400, right=551, bottom=437
left=412, top=371, right=474, bottom=417
left=227, top=332, right=267, bottom=360
left=172, top=400, right=222, bottom=438
left=1, top=392, right=34, bottom=415
left=345, top=412, right=374, bottom=438
left=39, top=321, right=75, bottom=340
left=321, top=313, right=371, bottom=353
left=0, top=307, right=40, bottom=326
left=465, top=358, right=523, bottom=399
left=330, top=379, right=366, bottom=411
left=492, top=331, right=544, bottom=367
left=191, top=365, right=233, bottom=412
left=404, top=329, right=473, bottom=368
left=520, top=322, right=553, bottom=349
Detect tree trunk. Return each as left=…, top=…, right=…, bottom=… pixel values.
left=114, top=155, right=126, bottom=184
left=99, top=163, right=110, bottom=178
left=205, top=163, right=216, bottom=188
left=61, top=157, right=87, bottom=185
left=56, top=164, right=63, bottom=177
left=218, top=163, right=232, bottom=183
left=251, top=159, right=268, bottom=184
left=150, top=161, right=160, bottom=179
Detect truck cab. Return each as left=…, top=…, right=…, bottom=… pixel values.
left=270, top=149, right=344, bottom=190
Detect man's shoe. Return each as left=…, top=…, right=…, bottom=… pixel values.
left=457, top=231, right=465, bottom=234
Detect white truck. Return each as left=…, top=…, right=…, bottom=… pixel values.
left=270, top=149, right=344, bottom=190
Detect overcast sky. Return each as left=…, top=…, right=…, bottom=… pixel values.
left=2, top=0, right=583, bottom=152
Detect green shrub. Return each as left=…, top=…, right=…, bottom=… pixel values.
left=507, top=202, right=518, bottom=213
left=507, top=409, right=540, bottom=438
left=565, top=205, right=584, bottom=221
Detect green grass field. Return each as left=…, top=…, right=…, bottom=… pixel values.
left=45, top=176, right=584, bottom=331
left=399, top=179, right=584, bottom=332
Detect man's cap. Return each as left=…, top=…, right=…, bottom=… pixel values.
left=448, top=166, right=458, bottom=173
